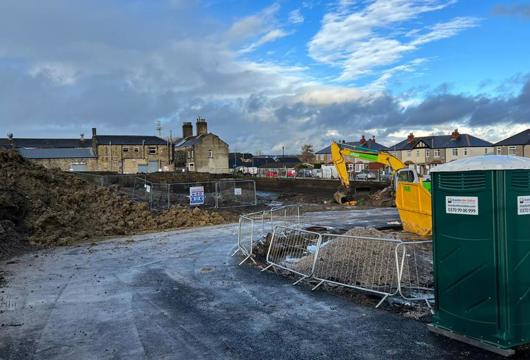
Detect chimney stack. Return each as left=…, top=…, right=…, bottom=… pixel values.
left=407, top=133, right=415, bottom=144
left=360, top=135, right=367, bottom=146
left=372, top=135, right=376, bottom=142
left=182, top=122, right=193, bottom=138
left=80, top=133, right=85, bottom=143
left=196, top=117, right=208, bottom=136
left=92, top=128, right=97, bottom=138
left=451, top=128, right=460, bottom=140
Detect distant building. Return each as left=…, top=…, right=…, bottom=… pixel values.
left=229, top=152, right=254, bottom=168
left=0, top=135, right=97, bottom=171
left=174, top=118, right=229, bottom=173
left=389, top=129, right=493, bottom=175
left=494, top=129, right=530, bottom=157
left=1, top=130, right=172, bottom=174
left=92, top=128, right=172, bottom=173
left=315, top=135, right=388, bottom=172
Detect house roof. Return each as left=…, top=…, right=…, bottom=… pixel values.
left=316, top=140, right=388, bottom=155
left=494, top=129, right=530, bottom=146
left=174, top=135, right=205, bottom=148
left=0, top=138, right=92, bottom=149
left=18, top=147, right=96, bottom=159
left=94, top=135, right=167, bottom=145
left=389, top=134, right=492, bottom=151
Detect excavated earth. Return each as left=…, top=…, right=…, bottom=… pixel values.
left=0, top=151, right=235, bottom=259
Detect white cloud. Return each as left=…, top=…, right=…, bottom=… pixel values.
left=240, top=29, right=290, bottom=53
left=288, top=9, right=304, bottom=24
left=309, top=0, right=478, bottom=81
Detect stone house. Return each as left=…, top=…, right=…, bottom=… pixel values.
left=0, top=136, right=97, bottom=171
left=494, top=129, right=530, bottom=157
left=174, top=118, right=229, bottom=173
left=91, top=128, right=172, bottom=174
left=389, top=130, right=493, bottom=175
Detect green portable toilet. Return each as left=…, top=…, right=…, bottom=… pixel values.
left=429, top=155, right=530, bottom=355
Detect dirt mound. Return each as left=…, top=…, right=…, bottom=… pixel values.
left=0, top=150, right=235, bottom=257
left=367, top=186, right=394, bottom=207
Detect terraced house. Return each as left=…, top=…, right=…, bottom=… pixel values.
left=389, top=129, right=493, bottom=175
left=494, top=128, right=530, bottom=157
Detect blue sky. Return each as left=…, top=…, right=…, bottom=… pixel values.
left=0, top=0, right=529, bottom=153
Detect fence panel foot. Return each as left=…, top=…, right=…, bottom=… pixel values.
left=312, top=280, right=325, bottom=291
left=375, top=294, right=389, bottom=308
left=261, top=264, right=273, bottom=272
left=292, top=275, right=308, bottom=286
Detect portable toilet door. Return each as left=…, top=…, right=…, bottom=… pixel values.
left=429, top=155, right=530, bottom=355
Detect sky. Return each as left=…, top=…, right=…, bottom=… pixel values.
left=0, top=0, right=529, bottom=154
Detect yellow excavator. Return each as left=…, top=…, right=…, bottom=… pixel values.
left=331, top=141, right=432, bottom=236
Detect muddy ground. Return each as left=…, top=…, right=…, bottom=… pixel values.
left=0, top=213, right=519, bottom=359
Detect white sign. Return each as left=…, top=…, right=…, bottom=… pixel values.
left=446, top=196, right=479, bottom=215
left=518, top=196, right=530, bottom=215
left=189, top=186, right=205, bottom=206
left=234, top=188, right=242, bottom=196
left=145, top=184, right=151, bottom=193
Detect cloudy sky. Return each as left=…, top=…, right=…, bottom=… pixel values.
left=1, top=0, right=529, bottom=153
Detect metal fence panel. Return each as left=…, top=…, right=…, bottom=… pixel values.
left=168, top=181, right=218, bottom=208
left=216, top=179, right=257, bottom=208
left=311, top=233, right=402, bottom=307
left=396, top=241, right=434, bottom=306
left=263, top=225, right=322, bottom=285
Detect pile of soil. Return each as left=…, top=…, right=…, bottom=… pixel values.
left=367, top=186, right=394, bottom=207
left=0, top=151, right=235, bottom=257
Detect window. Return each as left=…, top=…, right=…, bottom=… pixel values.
left=123, top=147, right=129, bottom=153
left=134, top=147, right=140, bottom=153
left=484, top=148, right=488, bottom=154
left=407, top=150, right=411, bottom=157
left=508, top=146, right=517, bottom=155
left=463, top=148, right=468, bottom=156
left=148, top=146, right=157, bottom=155
left=416, top=150, right=420, bottom=157
left=208, top=150, right=213, bottom=158
left=497, top=147, right=502, bottom=155
left=452, top=148, right=458, bottom=156
left=426, top=149, right=430, bottom=157
left=434, top=149, right=440, bottom=157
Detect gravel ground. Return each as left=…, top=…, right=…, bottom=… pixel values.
left=0, top=209, right=519, bottom=359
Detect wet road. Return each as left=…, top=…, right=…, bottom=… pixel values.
left=0, top=209, right=511, bottom=359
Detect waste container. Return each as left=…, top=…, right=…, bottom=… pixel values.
left=429, top=155, right=530, bottom=354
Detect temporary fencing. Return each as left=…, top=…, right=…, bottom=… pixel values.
left=235, top=208, right=434, bottom=307
left=311, top=233, right=402, bottom=307
left=132, top=177, right=257, bottom=210
left=234, top=205, right=305, bottom=265
left=262, top=226, right=322, bottom=285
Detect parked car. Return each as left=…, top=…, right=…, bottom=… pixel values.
left=266, top=171, right=278, bottom=178
left=297, top=169, right=313, bottom=177
left=287, top=170, right=296, bottom=177
left=355, top=171, right=377, bottom=180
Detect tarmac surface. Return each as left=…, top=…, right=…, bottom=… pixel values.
left=0, top=209, right=514, bottom=359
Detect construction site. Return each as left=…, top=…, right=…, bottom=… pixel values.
left=1, top=141, right=530, bottom=359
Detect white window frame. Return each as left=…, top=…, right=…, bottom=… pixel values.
left=434, top=149, right=440, bottom=157
left=452, top=148, right=458, bottom=156
left=208, top=150, right=213, bottom=158
left=148, top=146, right=157, bottom=155
left=508, top=146, right=517, bottom=155
left=497, top=147, right=502, bottom=155
left=463, top=148, right=468, bottom=156
left=426, top=149, right=430, bottom=157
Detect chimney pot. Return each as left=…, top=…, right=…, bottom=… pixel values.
left=451, top=128, right=460, bottom=140
left=92, top=128, right=97, bottom=137
left=407, top=132, right=415, bottom=144
left=360, top=135, right=367, bottom=145
left=196, top=117, right=208, bottom=136
left=182, top=122, right=193, bottom=138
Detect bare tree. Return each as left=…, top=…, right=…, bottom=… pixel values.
left=299, top=144, right=316, bottom=163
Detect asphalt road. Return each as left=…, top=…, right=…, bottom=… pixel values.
left=0, top=209, right=515, bottom=359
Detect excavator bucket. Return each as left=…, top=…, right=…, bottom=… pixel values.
left=333, top=189, right=357, bottom=206
left=395, top=181, right=432, bottom=236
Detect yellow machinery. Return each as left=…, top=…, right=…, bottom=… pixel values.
left=330, top=141, right=432, bottom=236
